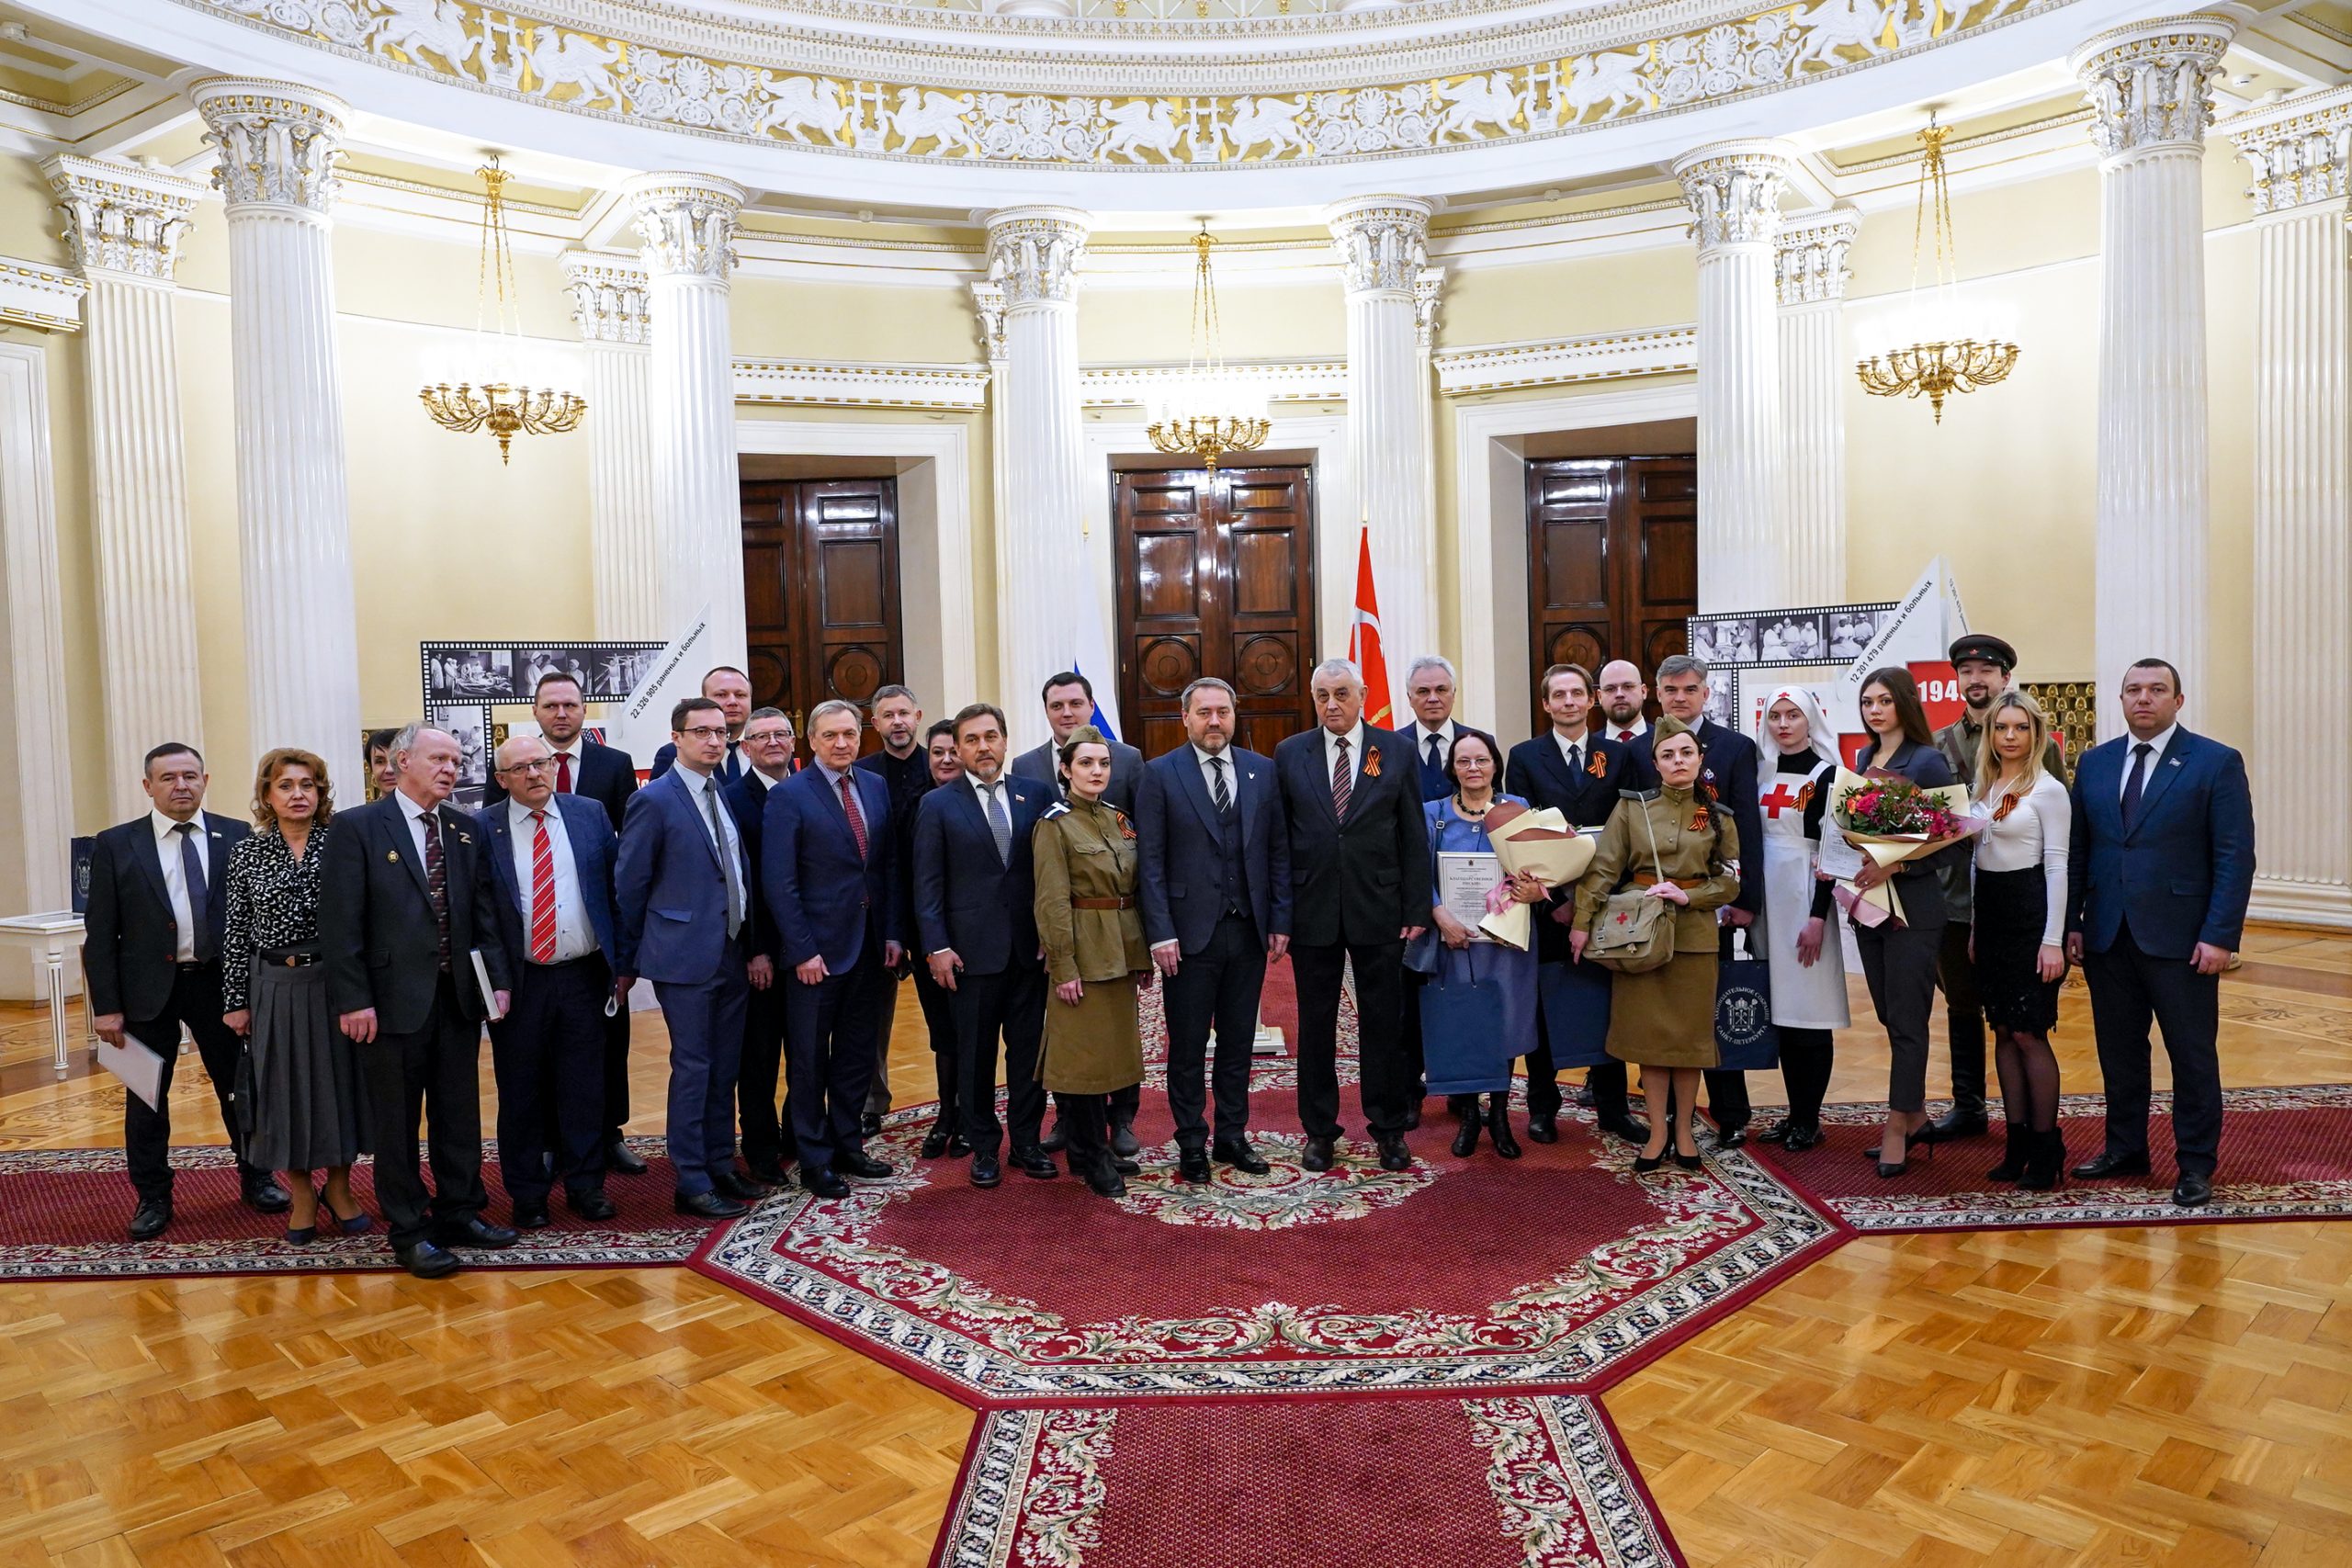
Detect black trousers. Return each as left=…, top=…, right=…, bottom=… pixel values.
left=1776, top=1026, right=1837, bottom=1129
left=865, top=968, right=906, bottom=1117
left=912, top=963, right=960, bottom=1129
left=598, top=1004, right=632, bottom=1149
left=1057, top=1090, right=1113, bottom=1182
left=1163, top=913, right=1263, bottom=1151
left=359, top=971, right=487, bottom=1250
left=2084, top=923, right=2223, bottom=1178
left=1937, top=919, right=1988, bottom=1117
left=1291, top=939, right=1411, bottom=1139
left=490, top=955, right=610, bottom=1205
left=784, top=936, right=891, bottom=1176
left=1586, top=1059, right=1633, bottom=1122
left=953, top=964, right=1048, bottom=1157
left=736, top=963, right=793, bottom=1171
left=123, top=961, right=262, bottom=1201
left=1401, top=967, right=1428, bottom=1100
left=1856, top=918, right=1942, bottom=1114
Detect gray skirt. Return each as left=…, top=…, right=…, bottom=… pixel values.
left=246, top=954, right=369, bottom=1171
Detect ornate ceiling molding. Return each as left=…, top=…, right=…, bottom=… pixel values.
left=2068, top=11, right=2235, bottom=163
left=0, top=257, right=87, bottom=332
left=1773, top=208, right=1857, bottom=304
left=41, top=154, right=204, bottom=284
left=736, top=356, right=994, bottom=405
left=188, top=76, right=349, bottom=213
left=2222, top=82, right=2352, bottom=215
left=1079, top=356, right=1350, bottom=404
left=168, top=0, right=2075, bottom=171
left=1430, top=324, right=1694, bottom=392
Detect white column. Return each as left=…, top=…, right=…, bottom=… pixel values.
left=2071, top=14, right=2235, bottom=735
left=1775, top=209, right=1859, bottom=609
left=190, top=78, right=361, bottom=790
left=42, top=153, right=207, bottom=818
left=623, top=173, right=745, bottom=664
left=1675, top=141, right=1795, bottom=615
left=982, top=206, right=1090, bottom=739
left=561, top=251, right=662, bottom=640
left=1327, top=195, right=1440, bottom=674
left=2233, top=87, right=2352, bottom=926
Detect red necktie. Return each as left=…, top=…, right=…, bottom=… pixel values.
left=1618, top=728, right=1634, bottom=743
left=528, top=809, right=558, bottom=963
left=555, top=751, right=573, bottom=793
left=839, top=774, right=870, bottom=860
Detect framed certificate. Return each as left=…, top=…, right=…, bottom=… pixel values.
left=1436, top=852, right=1501, bottom=941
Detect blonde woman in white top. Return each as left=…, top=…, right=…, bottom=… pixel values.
left=1968, top=689, right=2072, bottom=1190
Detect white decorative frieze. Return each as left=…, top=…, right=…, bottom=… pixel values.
left=1328, top=196, right=1432, bottom=295
left=560, top=251, right=651, bottom=344
left=42, top=155, right=201, bottom=284
left=2071, top=14, right=2234, bottom=162
left=985, top=208, right=1089, bottom=309
left=736, top=359, right=993, bottom=409
left=623, top=173, right=743, bottom=279
left=1080, top=358, right=1350, bottom=406
left=0, top=258, right=86, bottom=332
left=1675, top=141, right=1794, bottom=249
left=2226, top=84, right=2352, bottom=214
left=1431, top=328, right=1697, bottom=395
left=1774, top=209, right=1860, bottom=306
left=188, top=77, right=346, bottom=213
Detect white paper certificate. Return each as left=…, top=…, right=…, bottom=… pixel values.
left=1436, top=852, right=1501, bottom=942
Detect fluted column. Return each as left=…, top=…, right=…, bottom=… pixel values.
left=561, top=251, right=662, bottom=640
left=1676, top=141, right=1796, bottom=614
left=1327, top=196, right=1439, bottom=671
left=1775, top=209, right=1859, bottom=609
left=623, top=173, right=745, bottom=664
left=190, top=78, right=360, bottom=791
left=982, top=207, right=1090, bottom=739
left=42, top=153, right=207, bottom=817
left=2071, top=14, right=2234, bottom=735
left=2233, top=86, right=2351, bottom=924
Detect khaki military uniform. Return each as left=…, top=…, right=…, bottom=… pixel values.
left=1032, top=797, right=1151, bottom=1095
left=1573, top=785, right=1744, bottom=1068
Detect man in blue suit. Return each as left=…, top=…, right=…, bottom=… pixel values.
left=616, top=696, right=771, bottom=1219
left=912, top=703, right=1055, bottom=1188
left=2065, top=659, right=2256, bottom=1207
left=1136, top=677, right=1291, bottom=1183
left=478, top=736, right=627, bottom=1227
left=647, top=666, right=753, bottom=784
left=763, top=699, right=904, bottom=1198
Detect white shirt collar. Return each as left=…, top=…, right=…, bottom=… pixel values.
left=547, top=739, right=580, bottom=759
left=814, top=760, right=852, bottom=789
left=506, top=796, right=557, bottom=828
left=969, top=771, right=1007, bottom=800
left=1413, top=719, right=1453, bottom=747
left=1193, top=744, right=1231, bottom=770
left=1324, top=721, right=1367, bottom=755
left=395, top=790, right=436, bottom=824
left=2128, top=723, right=2179, bottom=762
left=149, top=808, right=201, bottom=843
left=1612, top=716, right=1649, bottom=739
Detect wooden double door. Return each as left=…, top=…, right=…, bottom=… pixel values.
left=741, top=477, right=903, bottom=761
left=1113, top=466, right=1317, bottom=760
left=1525, top=456, right=1696, bottom=727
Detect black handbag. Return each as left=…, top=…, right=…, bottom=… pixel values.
left=1713, top=929, right=1780, bottom=1071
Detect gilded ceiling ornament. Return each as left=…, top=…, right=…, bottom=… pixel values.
left=2227, top=86, right=2352, bottom=215
left=2069, top=15, right=2234, bottom=162
left=43, top=155, right=202, bottom=283
left=560, top=251, right=651, bottom=344
left=1773, top=209, right=1860, bottom=306
left=1673, top=140, right=1793, bottom=248
left=188, top=77, right=347, bottom=212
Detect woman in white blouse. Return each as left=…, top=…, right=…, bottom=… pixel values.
left=1969, top=689, right=2071, bottom=1190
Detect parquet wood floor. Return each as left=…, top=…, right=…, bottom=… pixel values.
left=3, top=926, right=2347, bottom=1565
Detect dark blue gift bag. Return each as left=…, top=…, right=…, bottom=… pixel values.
left=1537, top=958, right=1613, bottom=1068
left=1420, top=948, right=1516, bottom=1096
left=1713, top=930, right=1780, bottom=1071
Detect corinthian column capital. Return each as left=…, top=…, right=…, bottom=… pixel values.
left=188, top=77, right=346, bottom=214
left=1324, top=195, right=1433, bottom=296
left=622, top=173, right=744, bottom=281
left=984, top=207, right=1090, bottom=310
left=2070, top=13, right=2236, bottom=163
left=1674, top=140, right=1797, bottom=251
left=1775, top=209, right=1860, bottom=306
left=970, top=281, right=1008, bottom=361
left=41, top=154, right=201, bottom=284
left=2226, top=84, right=2352, bottom=214
left=560, top=250, right=652, bottom=344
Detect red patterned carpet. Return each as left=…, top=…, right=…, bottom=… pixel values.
left=934, top=1393, right=1678, bottom=1568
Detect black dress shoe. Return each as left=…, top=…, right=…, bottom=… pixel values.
left=1039, top=1122, right=1068, bottom=1154
left=1450, top=1113, right=1481, bottom=1158
left=395, top=1240, right=461, bottom=1280
left=1755, top=1119, right=1795, bottom=1145
left=838, top=1150, right=893, bottom=1179
left=1713, top=1123, right=1747, bottom=1149
left=566, top=1188, right=619, bottom=1222
left=673, top=1190, right=749, bottom=1219
left=436, top=1215, right=519, bottom=1249
left=1783, top=1123, right=1825, bottom=1153
left=512, top=1201, right=551, bottom=1230
left=1083, top=1168, right=1128, bottom=1199
left=2171, top=1171, right=2213, bottom=1207
left=1487, top=1105, right=1522, bottom=1160
left=1300, top=1135, right=1336, bottom=1172
left=1596, top=1114, right=1650, bottom=1145
left=2071, top=1151, right=2153, bottom=1180
left=1524, top=1114, right=1559, bottom=1145
left=1212, top=1140, right=1271, bottom=1176
left=861, top=1112, right=884, bottom=1138
left=128, top=1198, right=172, bottom=1241
left=920, top=1127, right=952, bottom=1159
left=607, top=1139, right=650, bottom=1177
left=970, top=1153, right=1002, bottom=1189
left=1178, top=1150, right=1212, bottom=1184
left=1375, top=1134, right=1412, bottom=1173
left=949, top=1134, right=970, bottom=1156
left=1928, top=1109, right=1989, bottom=1140
left=800, top=1168, right=851, bottom=1200
left=243, top=1176, right=292, bottom=1214
left=714, top=1169, right=770, bottom=1201
left=1013, top=1147, right=1059, bottom=1180
left=1110, top=1122, right=1141, bottom=1158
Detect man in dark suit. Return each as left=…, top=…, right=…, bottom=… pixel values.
left=855, top=685, right=935, bottom=1139
left=322, top=723, right=516, bottom=1278
left=85, top=742, right=284, bottom=1238
left=648, top=666, right=754, bottom=784
left=1396, top=654, right=1501, bottom=1123
left=901, top=719, right=967, bottom=1157
left=477, top=736, right=627, bottom=1227
left=912, top=703, right=1055, bottom=1188
left=724, top=706, right=798, bottom=1186
left=484, top=671, right=647, bottom=1177
left=1136, top=677, right=1291, bottom=1183
left=1504, top=663, right=1644, bottom=1144
left=762, top=700, right=904, bottom=1198
left=616, top=696, right=769, bottom=1219
left=2066, top=658, right=2256, bottom=1207
left=1274, top=659, right=1431, bottom=1173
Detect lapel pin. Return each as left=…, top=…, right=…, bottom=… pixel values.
left=387, top=850, right=401, bottom=863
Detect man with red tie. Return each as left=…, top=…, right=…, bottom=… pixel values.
left=760, top=699, right=905, bottom=1198
left=1595, top=660, right=1653, bottom=747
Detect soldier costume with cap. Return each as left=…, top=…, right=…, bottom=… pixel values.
left=1572, top=718, right=1744, bottom=1069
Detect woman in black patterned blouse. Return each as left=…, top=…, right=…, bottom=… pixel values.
left=221, top=749, right=371, bottom=1242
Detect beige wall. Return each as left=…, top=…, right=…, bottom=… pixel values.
left=1441, top=247, right=1702, bottom=347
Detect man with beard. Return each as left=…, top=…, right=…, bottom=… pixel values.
left=856, top=685, right=935, bottom=1135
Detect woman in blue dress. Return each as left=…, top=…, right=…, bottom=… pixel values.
left=1407, top=732, right=1547, bottom=1159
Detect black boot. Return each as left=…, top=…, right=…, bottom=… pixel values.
left=1451, top=1109, right=1481, bottom=1158
left=1986, top=1123, right=2029, bottom=1182
left=1486, top=1100, right=1521, bottom=1160
left=2019, top=1127, right=2064, bottom=1192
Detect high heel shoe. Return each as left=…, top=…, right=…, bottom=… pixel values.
left=285, top=1224, right=319, bottom=1244
left=1877, top=1128, right=1937, bottom=1179
left=1986, top=1124, right=2029, bottom=1182
left=1672, top=1150, right=1702, bottom=1171
left=1451, top=1111, right=1481, bottom=1158
left=1632, top=1146, right=1668, bottom=1174
left=336, top=1210, right=374, bottom=1234
left=2018, top=1127, right=2064, bottom=1191
left=1486, top=1102, right=1521, bottom=1160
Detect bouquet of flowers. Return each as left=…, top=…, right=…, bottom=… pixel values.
left=1472, top=801, right=1598, bottom=952
left=1826, top=768, right=1981, bottom=927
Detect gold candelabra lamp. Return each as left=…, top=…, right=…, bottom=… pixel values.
left=1855, top=118, right=2019, bottom=423
left=1147, top=224, right=1270, bottom=471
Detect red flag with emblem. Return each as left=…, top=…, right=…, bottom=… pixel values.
left=1349, top=526, right=1395, bottom=728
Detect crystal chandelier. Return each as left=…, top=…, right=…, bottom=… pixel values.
left=420, top=155, right=586, bottom=463
left=1855, top=118, right=2018, bottom=423
left=1147, top=224, right=1270, bottom=471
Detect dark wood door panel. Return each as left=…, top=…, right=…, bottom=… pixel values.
left=1527, top=454, right=1697, bottom=733
left=741, top=476, right=904, bottom=761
